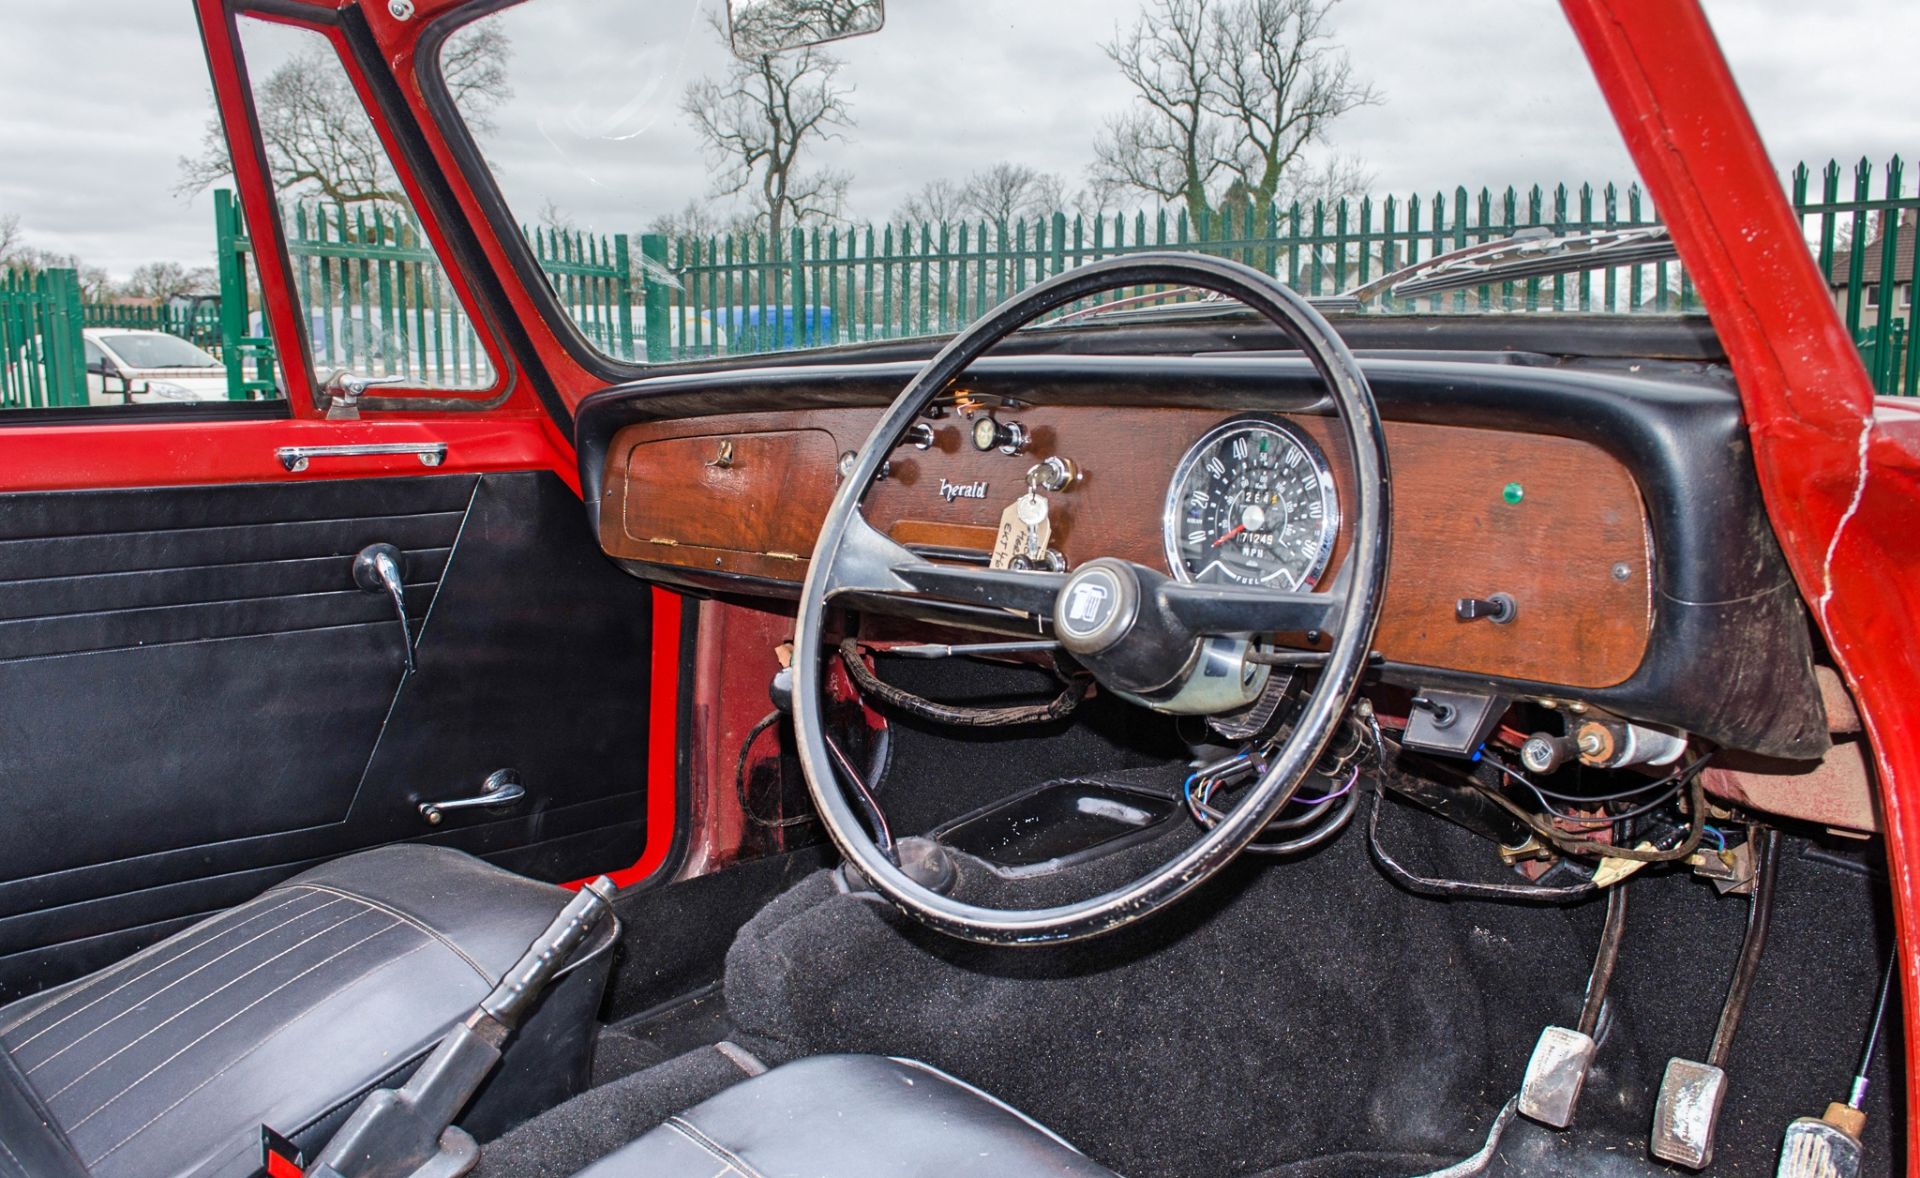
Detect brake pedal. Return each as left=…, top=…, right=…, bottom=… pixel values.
left=1652, top=828, right=1781, bottom=1169
left=1519, top=884, right=1628, bottom=1128
left=1776, top=953, right=1896, bottom=1178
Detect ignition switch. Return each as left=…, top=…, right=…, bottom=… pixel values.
left=1026, top=456, right=1080, bottom=492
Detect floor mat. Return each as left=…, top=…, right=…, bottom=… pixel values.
left=593, top=983, right=736, bottom=1086
left=600, top=845, right=827, bottom=1024
left=720, top=789, right=1900, bottom=1178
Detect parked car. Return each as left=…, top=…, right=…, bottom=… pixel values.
left=82, top=328, right=230, bottom=405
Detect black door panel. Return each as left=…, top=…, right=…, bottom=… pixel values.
left=0, top=471, right=654, bottom=1003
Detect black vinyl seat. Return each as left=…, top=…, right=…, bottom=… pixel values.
left=575, top=1053, right=1119, bottom=1178
left=0, top=845, right=614, bottom=1178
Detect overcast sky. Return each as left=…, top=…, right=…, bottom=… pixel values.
left=0, top=0, right=1914, bottom=280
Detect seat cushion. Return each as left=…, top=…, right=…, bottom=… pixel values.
left=0, top=845, right=607, bottom=1178
left=575, top=1054, right=1119, bottom=1178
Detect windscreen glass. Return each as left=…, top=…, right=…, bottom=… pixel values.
left=439, top=0, right=1876, bottom=368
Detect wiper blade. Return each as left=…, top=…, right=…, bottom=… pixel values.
left=1045, top=286, right=1227, bottom=327
left=1042, top=284, right=1355, bottom=329
left=1344, top=225, right=1679, bottom=304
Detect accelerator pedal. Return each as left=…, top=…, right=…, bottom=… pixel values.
left=1775, top=951, right=1895, bottom=1178
left=1778, top=1104, right=1866, bottom=1178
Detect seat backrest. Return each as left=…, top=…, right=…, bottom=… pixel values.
left=0, top=1042, right=91, bottom=1178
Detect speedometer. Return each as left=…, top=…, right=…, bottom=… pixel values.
left=1163, top=418, right=1339, bottom=589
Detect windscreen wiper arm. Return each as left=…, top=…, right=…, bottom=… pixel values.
left=1343, top=225, right=1679, bottom=305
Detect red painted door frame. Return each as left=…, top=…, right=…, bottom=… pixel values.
left=1562, top=0, right=1920, bottom=1141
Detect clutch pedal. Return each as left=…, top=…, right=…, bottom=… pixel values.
left=1518, top=884, right=1629, bottom=1128
left=1651, top=828, right=1781, bottom=1169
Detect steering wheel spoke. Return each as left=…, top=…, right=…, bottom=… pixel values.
left=894, top=563, right=1067, bottom=619
left=820, top=509, right=922, bottom=599
left=823, top=511, right=1067, bottom=621
left=1156, top=581, right=1344, bottom=640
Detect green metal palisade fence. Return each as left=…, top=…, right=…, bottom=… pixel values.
left=221, top=192, right=638, bottom=392
left=0, top=268, right=87, bottom=409
left=640, top=157, right=1920, bottom=395
left=38, top=159, right=1920, bottom=404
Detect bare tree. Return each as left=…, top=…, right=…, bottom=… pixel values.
left=1090, top=0, right=1225, bottom=226
left=120, top=262, right=219, bottom=303
left=1092, top=0, right=1372, bottom=226
left=177, top=22, right=511, bottom=205
left=961, top=164, right=1070, bottom=225
left=1210, top=0, right=1375, bottom=224
left=682, top=12, right=854, bottom=243
left=442, top=20, right=515, bottom=135
left=77, top=266, right=115, bottom=303
left=0, top=215, right=102, bottom=289
left=646, top=200, right=756, bottom=241
left=0, top=213, right=22, bottom=267
left=893, top=179, right=967, bottom=225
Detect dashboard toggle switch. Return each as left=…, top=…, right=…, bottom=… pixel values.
left=1456, top=593, right=1518, bottom=624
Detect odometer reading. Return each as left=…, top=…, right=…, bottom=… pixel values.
left=1163, top=419, right=1339, bottom=589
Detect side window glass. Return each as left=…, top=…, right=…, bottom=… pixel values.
left=1, top=14, right=265, bottom=413
left=206, top=20, right=498, bottom=395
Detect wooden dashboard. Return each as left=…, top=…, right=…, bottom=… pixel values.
left=599, top=405, right=1654, bottom=689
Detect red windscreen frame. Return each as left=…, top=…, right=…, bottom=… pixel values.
left=1563, top=0, right=1920, bottom=1144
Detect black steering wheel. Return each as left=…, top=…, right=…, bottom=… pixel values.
left=792, top=253, right=1390, bottom=945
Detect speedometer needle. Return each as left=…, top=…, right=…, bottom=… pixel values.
left=1212, top=524, right=1246, bottom=548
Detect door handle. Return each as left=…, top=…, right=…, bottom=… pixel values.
left=353, top=543, right=416, bottom=674
left=419, top=769, right=527, bottom=825
left=278, top=442, right=448, bottom=472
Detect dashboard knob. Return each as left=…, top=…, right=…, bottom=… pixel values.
left=970, top=415, right=1029, bottom=455
left=837, top=450, right=890, bottom=482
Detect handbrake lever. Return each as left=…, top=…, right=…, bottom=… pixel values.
left=305, top=877, right=617, bottom=1178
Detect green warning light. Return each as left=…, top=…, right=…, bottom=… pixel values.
left=1502, top=482, right=1525, bottom=505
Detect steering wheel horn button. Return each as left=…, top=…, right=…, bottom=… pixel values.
left=1055, top=561, right=1137, bottom=653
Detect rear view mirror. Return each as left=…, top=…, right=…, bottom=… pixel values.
left=727, top=0, right=884, bottom=58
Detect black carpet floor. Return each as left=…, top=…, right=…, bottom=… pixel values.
left=718, top=789, right=1901, bottom=1178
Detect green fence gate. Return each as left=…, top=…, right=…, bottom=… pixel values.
left=0, top=268, right=88, bottom=410
left=205, top=190, right=638, bottom=399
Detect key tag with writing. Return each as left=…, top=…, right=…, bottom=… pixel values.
left=991, top=479, right=1051, bottom=570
